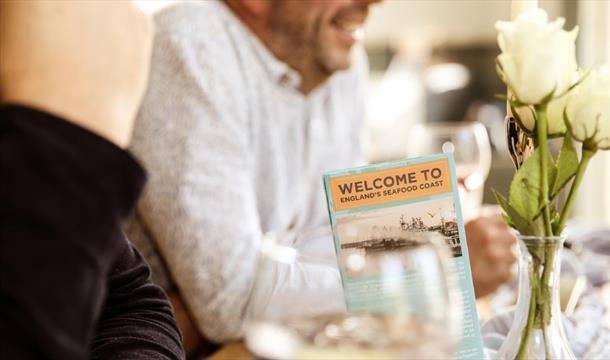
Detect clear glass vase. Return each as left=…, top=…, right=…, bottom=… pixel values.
left=496, top=235, right=576, bottom=360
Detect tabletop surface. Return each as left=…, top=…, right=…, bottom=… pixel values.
left=206, top=342, right=249, bottom=360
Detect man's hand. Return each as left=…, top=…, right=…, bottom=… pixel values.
left=465, top=212, right=517, bottom=298
left=0, top=1, right=153, bottom=148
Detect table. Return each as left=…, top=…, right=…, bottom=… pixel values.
left=206, top=342, right=249, bottom=360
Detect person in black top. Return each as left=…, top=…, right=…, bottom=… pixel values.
left=1, top=106, right=184, bottom=360
left=0, top=2, right=184, bottom=359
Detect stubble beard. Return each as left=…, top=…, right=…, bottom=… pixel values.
left=266, top=8, right=334, bottom=93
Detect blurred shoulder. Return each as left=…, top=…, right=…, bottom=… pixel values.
left=148, top=1, right=246, bottom=83
left=153, top=1, right=229, bottom=37
left=149, top=0, right=250, bottom=80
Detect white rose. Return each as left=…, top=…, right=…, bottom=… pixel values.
left=514, top=94, right=569, bottom=136
left=496, top=9, right=578, bottom=105
left=565, top=64, right=610, bottom=150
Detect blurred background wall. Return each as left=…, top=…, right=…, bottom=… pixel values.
left=364, top=0, right=568, bottom=46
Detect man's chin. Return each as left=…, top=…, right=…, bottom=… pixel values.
left=320, top=50, right=353, bottom=74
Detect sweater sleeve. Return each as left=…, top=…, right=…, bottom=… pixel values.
left=0, top=106, right=182, bottom=359
left=130, top=23, right=263, bottom=343
left=90, top=238, right=184, bottom=360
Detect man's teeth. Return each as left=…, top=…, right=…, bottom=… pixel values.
left=335, top=20, right=363, bottom=34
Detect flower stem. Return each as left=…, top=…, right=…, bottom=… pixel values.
left=534, top=105, right=554, bottom=359
left=556, top=146, right=596, bottom=233
left=535, top=104, right=553, bottom=237
left=516, top=263, right=539, bottom=360
left=539, top=241, right=554, bottom=359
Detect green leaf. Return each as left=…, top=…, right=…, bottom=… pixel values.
left=508, top=147, right=557, bottom=222
left=530, top=215, right=547, bottom=237
left=551, top=136, right=578, bottom=197
left=493, top=189, right=544, bottom=236
left=494, top=190, right=521, bottom=229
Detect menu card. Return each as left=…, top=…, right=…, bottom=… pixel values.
left=323, top=153, right=485, bottom=359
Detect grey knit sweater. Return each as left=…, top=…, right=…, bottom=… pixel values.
left=126, top=1, right=367, bottom=343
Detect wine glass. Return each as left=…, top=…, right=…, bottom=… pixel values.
left=244, top=231, right=461, bottom=359
left=406, top=121, right=491, bottom=220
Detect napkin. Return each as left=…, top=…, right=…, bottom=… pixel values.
left=481, top=290, right=610, bottom=359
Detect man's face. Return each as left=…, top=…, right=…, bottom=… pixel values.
left=266, top=0, right=380, bottom=80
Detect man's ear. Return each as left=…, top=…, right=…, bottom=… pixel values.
left=240, top=0, right=272, bottom=16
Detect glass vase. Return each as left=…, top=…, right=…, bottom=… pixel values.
left=496, top=235, right=575, bottom=360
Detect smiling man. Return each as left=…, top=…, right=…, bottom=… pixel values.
left=127, top=0, right=379, bottom=345
left=126, top=0, right=514, bottom=348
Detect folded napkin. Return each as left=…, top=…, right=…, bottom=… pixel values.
left=481, top=289, right=610, bottom=359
